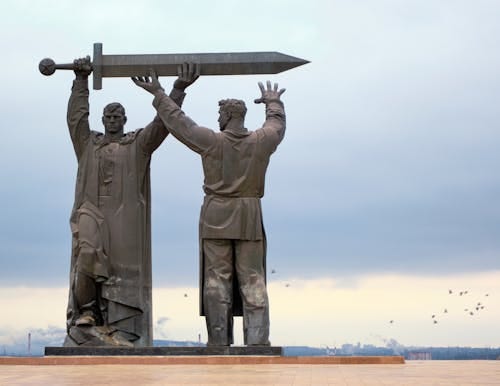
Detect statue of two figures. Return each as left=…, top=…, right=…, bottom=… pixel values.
left=60, top=55, right=287, bottom=347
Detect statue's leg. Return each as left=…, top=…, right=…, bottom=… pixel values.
left=203, top=239, right=234, bottom=346
left=74, top=271, right=96, bottom=325
left=234, top=240, right=270, bottom=346
left=74, top=213, right=101, bottom=326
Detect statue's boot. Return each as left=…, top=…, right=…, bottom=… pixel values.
left=205, top=304, right=233, bottom=346
left=109, top=331, right=134, bottom=347
left=75, top=311, right=96, bottom=326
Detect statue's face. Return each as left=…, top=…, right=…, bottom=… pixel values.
left=102, top=111, right=126, bottom=134
left=218, top=108, right=230, bottom=131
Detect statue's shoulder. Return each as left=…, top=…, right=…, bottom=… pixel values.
left=90, top=131, right=104, bottom=144
left=120, top=129, right=142, bottom=144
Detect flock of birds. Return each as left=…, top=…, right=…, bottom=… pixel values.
left=389, top=289, right=490, bottom=325
left=180, top=274, right=492, bottom=328
left=271, top=269, right=291, bottom=287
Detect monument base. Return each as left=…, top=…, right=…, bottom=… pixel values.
left=1, top=355, right=405, bottom=365
left=45, top=346, right=283, bottom=356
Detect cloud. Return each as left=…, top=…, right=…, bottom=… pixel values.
left=2, top=0, right=500, bottom=287
left=0, top=325, right=65, bottom=356
left=154, top=316, right=171, bottom=340
left=1, top=271, right=498, bottom=347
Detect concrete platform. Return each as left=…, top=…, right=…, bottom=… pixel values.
left=0, top=360, right=498, bottom=385
left=0, top=355, right=405, bottom=365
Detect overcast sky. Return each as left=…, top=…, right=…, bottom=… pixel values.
left=0, top=0, right=499, bottom=347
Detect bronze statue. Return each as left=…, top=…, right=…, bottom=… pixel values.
left=64, top=59, right=199, bottom=347
left=133, top=72, right=286, bottom=346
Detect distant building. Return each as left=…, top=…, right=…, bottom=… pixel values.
left=325, top=346, right=336, bottom=356
left=407, top=351, right=432, bottom=360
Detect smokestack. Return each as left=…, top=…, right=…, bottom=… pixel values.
left=28, top=332, right=31, bottom=356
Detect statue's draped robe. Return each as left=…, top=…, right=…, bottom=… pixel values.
left=150, top=93, right=286, bottom=318
left=66, top=79, right=184, bottom=346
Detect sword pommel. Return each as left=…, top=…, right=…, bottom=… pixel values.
left=38, top=58, right=82, bottom=76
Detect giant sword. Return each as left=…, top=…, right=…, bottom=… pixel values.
left=39, top=43, right=309, bottom=90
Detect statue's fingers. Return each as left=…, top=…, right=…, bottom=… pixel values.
left=132, top=76, right=145, bottom=85
left=254, top=98, right=264, bottom=104
left=274, top=83, right=278, bottom=92
left=148, top=68, right=158, bottom=79
left=194, top=63, right=201, bottom=79
left=187, top=62, right=194, bottom=77
left=266, top=80, right=272, bottom=91
left=279, top=88, right=286, bottom=96
left=258, top=82, right=265, bottom=94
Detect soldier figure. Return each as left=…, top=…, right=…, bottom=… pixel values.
left=65, top=59, right=198, bottom=347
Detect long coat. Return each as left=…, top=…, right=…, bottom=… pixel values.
left=66, top=79, right=184, bottom=346
left=152, top=92, right=286, bottom=316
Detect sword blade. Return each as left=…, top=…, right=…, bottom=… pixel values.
left=100, top=52, right=309, bottom=77
left=85, top=43, right=308, bottom=89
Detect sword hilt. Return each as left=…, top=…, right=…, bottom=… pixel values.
left=38, top=58, right=92, bottom=76
left=38, top=43, right=104, bottom=89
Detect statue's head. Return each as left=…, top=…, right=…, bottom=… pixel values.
left=218, top=99, right=247, bottom=131
left=102, top=102, right=127, bottom=135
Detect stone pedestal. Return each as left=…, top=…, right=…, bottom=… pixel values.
left=45, top=346, right=283, bottom=356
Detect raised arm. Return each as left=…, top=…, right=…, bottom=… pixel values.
left=138, top=63, right=200, bottom=154
left=254, top=81, right=286, bottom=154
left=67, top=57, right=92, bottom=160
left=132, top=70, right=216, bottom=155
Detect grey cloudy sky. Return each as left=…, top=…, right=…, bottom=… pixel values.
left=1, top=0, right=500, bottom=288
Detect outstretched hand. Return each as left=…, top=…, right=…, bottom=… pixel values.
left=173, top=62, right=200, bottom=91
left=131, top=70, right=164, bottom=95
left=254, top=81, right=286, bottom=104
